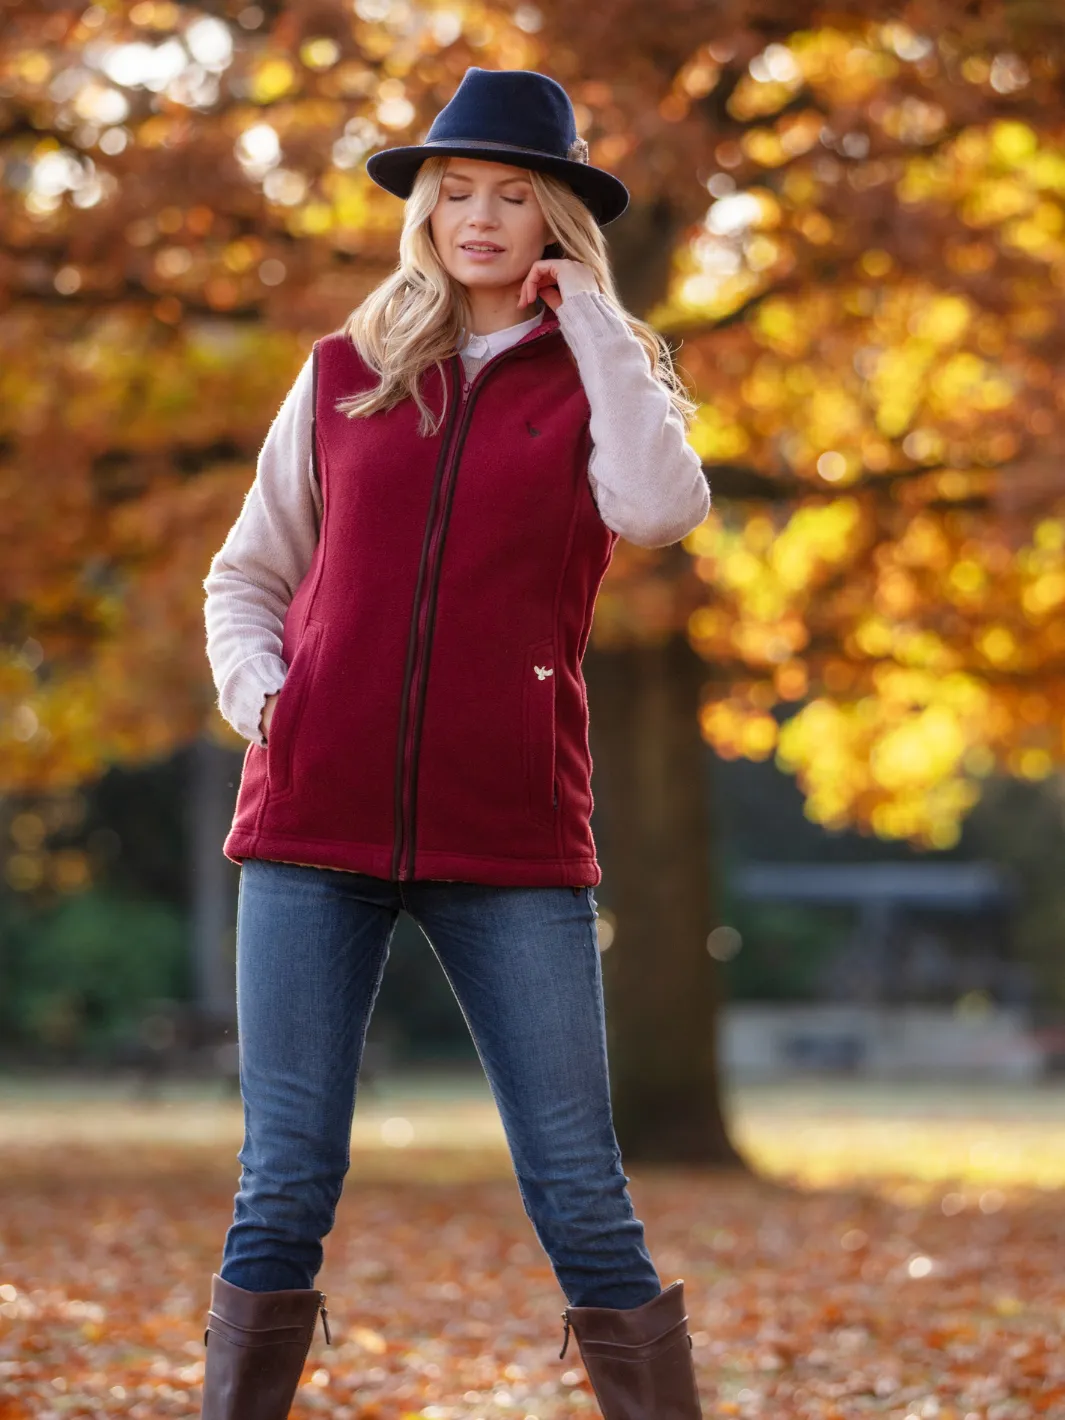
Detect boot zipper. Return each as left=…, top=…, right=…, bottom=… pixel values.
left=390, top=320, right=560, bottom=881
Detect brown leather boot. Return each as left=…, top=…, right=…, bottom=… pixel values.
left=559, top=1279, right=702, bottom=1418
left=200, top=1272, right=332, bottom=1419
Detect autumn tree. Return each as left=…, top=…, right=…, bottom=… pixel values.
left=6, top=0, right=1065, bottom=1160
left=524, top=0, right=1065, bottom=1157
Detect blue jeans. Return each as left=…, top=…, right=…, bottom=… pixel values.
left=219, top=858, right=662, bottom=1310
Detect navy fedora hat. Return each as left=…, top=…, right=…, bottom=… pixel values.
left=364, top=66, right=630, bottom=227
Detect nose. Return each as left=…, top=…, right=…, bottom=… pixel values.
left=462, top=220, right=502, bottom=244
left=465, top=192, right=502, bottom=223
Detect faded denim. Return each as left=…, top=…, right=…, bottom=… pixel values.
left=219, top=857, right=662, bottom=1309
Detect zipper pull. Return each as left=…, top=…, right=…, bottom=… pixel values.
left=319, top=1297, right=332, bottom=1345
left=559, top=1309, right=571, bottom=1359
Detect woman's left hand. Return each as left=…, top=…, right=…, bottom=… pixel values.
left=518, top=257, right=599, bottom=312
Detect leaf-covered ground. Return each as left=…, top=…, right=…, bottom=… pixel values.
left=1, top=1077, right=1063, bottom=1418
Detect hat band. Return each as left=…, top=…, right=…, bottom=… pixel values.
left=420, top=136, right=589, bottom=165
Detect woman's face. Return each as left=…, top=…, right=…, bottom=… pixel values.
left=429, top=156, right=551, bottom=292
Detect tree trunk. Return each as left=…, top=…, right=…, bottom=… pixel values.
left=187, top=735, right=240, bottom=1023
left=580, top=204, right=748, bottom=1167
left=584, top=634, right=747, bottom=1168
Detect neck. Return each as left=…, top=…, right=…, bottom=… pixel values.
left=465, top=286, right=543, bottom=336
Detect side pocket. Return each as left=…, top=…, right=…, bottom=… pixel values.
left=522, top=636, right=557, bottom=826
left=265, top=619, right=324, bottom=799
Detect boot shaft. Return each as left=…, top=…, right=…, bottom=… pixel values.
left=561, top=1279, right=703, bottom=1419
left=201, top=1273, right=331, bottom=1420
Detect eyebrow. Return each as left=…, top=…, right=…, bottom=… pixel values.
left=442, top=171, right=533, bottom=186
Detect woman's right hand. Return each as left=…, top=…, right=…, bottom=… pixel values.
left=260, top=690, right=280, bottom=741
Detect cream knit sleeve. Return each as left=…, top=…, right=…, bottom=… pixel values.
left=554, top=290, right=711, bottom=547
left=202, top=350, right=322, bottom=746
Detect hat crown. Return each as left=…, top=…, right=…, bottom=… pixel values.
left=425, top=67, right=578, bottom=161
left=363, top=66, right=629, bottom=225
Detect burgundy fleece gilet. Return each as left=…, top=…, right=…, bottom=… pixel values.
left=222, top=304, right=619, bottom=885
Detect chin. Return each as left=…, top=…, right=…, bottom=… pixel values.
left=458, top=269, right=517, bottom=286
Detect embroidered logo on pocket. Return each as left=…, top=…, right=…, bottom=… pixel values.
left=534, top=665, right=554, bottom=680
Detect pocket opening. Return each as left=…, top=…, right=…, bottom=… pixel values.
left=266, top=620, right=324, bottom=798
left=523, top=636, right=557, bottom=826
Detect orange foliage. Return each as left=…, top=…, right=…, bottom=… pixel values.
left=5, top=2, right=1065, bottom=856
left=647, top=18, right=1065, bottom=847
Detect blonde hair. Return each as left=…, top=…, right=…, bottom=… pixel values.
left=339, top=154, right=697, bottom=437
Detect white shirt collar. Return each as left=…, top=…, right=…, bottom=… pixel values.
left=460, top=307, right=545, bottom=359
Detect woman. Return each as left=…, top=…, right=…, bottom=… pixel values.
left=200, top=65, right=709, bottom=1420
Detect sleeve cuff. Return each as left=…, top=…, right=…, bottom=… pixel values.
left=218, top=652, right=288, bottom=746
left=555, top=289, right=624, bottom=340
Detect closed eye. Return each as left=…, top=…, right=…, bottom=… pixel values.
left=446, top=194, right=525, bottom=204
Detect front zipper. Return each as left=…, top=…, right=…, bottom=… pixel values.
left=390, top=321, right=560, bottom=881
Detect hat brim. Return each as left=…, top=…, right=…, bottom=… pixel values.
left=364, top=140, right=630, bottom=226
